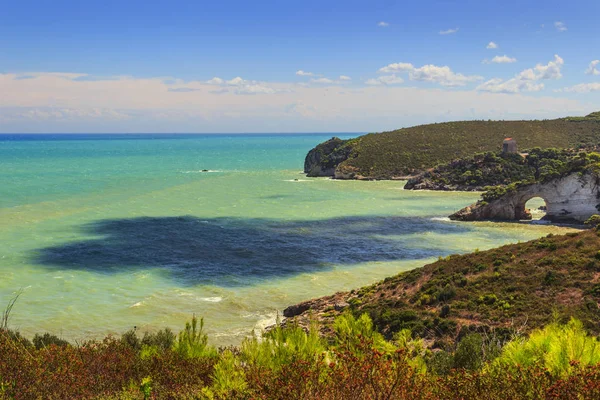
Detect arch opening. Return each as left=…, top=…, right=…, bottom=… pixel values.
left=524, top=197, right=547, bottom=221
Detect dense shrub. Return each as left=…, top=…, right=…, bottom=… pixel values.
left=493, top=318, right=600, bottom=377
left=2, top=314, right=600, bottom=399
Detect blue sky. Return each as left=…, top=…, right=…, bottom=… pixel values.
left=1, top=0, right=599, bottom=133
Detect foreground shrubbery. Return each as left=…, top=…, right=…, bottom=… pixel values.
left=2, top=313, right=600, bottom=399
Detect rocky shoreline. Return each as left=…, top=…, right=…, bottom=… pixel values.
left=403, top=174, right=484, bottom=191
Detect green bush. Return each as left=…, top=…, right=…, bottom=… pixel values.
left=173, top=315, right=217, bottom=359
left=32, top=333, right=70, bottom=349
left=453, top=334, right=484, bottom=371
left=241, top=317, right=325, bottom=372
left=585, top=215, right=600, bottom=227
left=493, top=318, right=600, bottom=377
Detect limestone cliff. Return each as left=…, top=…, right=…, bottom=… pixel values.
left=450, top=172, right=600, bottom=223
left=304, top=137, right=355, bottom=177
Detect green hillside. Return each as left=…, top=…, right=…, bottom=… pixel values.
left=306, top=113, right=600, bottom=179
left=283, top=228, right=600, bottom=347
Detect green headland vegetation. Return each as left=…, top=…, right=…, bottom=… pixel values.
left=305, top=112, right=600, bottom=179
left=3, top=228, right=600, bottom=398
left=404, top=147, right=600, bottom=191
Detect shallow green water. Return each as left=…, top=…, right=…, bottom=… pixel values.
left=0, top=134, right=575, bottom=345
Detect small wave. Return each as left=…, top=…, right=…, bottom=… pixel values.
left=430, top=217, right=451, bottom=222
left=199, top=296, right=222, bottom=303
left=212, top=328, right=250, bottom=338
left=254, top=313, right=278, bottom=332
left=129, top=301, right=144, bottom=308
left=283, top=179, right=311, bottom=182
left=179, top=170, right=222, bottom=174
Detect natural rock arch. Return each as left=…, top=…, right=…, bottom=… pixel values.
left=450, top=172, right=600, bottom=223
left=522, top=196, right=548, bottom=220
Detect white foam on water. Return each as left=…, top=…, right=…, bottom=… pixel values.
left=174, top=289, right=194, bottom=297
left=212, top=327, right=251, bottom=338
left=129, top=301, right=144, bottom=308
left=430, top=217, right=451, bottom=222
left=199, top=296, right=223, bottom=303
left=254, top=312, right=278, bottom=332
left=179, top=170, right=223, bottom=174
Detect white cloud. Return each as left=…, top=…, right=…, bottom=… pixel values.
left=234, top=84, right=277, bottom=95
left=477, top=55, right=564, bottom=93
left=365, top=75, right=404, bottom=85
left=285, top=101, right=318, bottom=117
left=554, top=21, right=567, bottom=32
left=585, top=60, right=600, bottom=76
left=486, top=42, right=498, bottom=49
left=206, top=77, right=224, bottom=85
left=310, top=77, right=334, bottom=84
left=378, top=62, right=415, bottom=74
left=477, top=78, right=544, bottom=93
left=296, top=70, right=316, bottom=77
left=410, top=65, right=482, bottom=86
left=0, top=106, right=131, bottom=122
left=487, top=55, right=517, bottom=64
left=15, top=72, right=88, bottom=80
left=493, top=55, right=517, bottom=64
left=520, top=54, right=564, bottom=80
left=0, top=70, right=591, bottom=133
left=559, top=83, right=600, bottom=93
left=378, top=62, right=482, bottom=87
left=377, top=21, right=389, bottom=27
left=226, top=77, right=246, bottom=85
left=202, top=76, right=281, bottom=94
left=439, top=28, right=459, bottom=35
left=339, top=75, right=352, bottom=81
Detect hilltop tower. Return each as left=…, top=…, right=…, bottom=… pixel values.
left=503, top=138, right=517, bottom=154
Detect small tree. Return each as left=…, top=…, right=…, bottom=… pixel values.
left=173, top=315, right=216, bottom=358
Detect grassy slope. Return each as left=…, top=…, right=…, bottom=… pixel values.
left=336, top=117, right=600, bottom=178
left=286, top=229, right=600, bottom=347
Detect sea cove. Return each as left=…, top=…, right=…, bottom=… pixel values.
left=0, top=134, right=576, bottom=345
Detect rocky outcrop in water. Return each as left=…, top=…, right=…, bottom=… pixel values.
left=304, top=137, right=354, bottom=177
left=450, top=172, right=600, bottom=223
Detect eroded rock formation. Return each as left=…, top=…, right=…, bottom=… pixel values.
left=304, top=137, right=354, bottom=177
left=450, top=172, right=600, bottom=223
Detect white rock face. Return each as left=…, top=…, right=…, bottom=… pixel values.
left=451, top=173, right=600, bottom=222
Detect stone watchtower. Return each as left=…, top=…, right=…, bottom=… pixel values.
left=503, top=138, right=517, bottom=154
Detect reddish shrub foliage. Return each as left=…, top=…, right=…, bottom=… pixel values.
left=2, top=329, right=600, bottom=399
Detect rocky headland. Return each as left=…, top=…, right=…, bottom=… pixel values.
left=304, top=112, right=600, bottom=180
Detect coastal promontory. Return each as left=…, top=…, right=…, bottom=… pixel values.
left=304, top=113, right=600, bottom=180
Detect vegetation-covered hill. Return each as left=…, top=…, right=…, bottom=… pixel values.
left=404, top=147, right=600, bottom=191
left=283, top=228, right=600, bottom=347
left=305, top=112, right=600, bottom=179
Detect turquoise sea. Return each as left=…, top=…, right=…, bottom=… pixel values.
left=0, top=134, right=574, bottom=345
